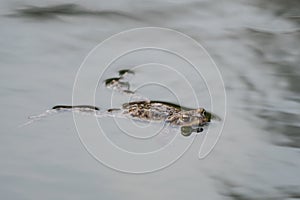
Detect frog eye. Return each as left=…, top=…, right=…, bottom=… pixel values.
left=196, top=108, right=204, bottom=114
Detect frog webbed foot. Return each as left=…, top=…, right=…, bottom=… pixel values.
left=180, top=126, right=204, bottom=137
left=196, top=127, right=204, bottom=133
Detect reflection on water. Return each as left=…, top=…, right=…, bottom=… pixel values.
left=10, top=3, right=139, bottom=21
left=1, top=0, right=300, bottom=199
left=243, top=27, right=300, bottom=148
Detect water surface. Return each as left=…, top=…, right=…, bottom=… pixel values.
left=1, top=0, right=300, bottom=199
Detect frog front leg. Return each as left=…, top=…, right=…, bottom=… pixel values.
left=180, top=126, right=204, bottom=137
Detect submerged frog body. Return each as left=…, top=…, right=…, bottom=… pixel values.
left=121, top=101, right=212, bottom=136
left=52, top=100, right=212, bottom=136
left=120, top=101, right=211, bottom=126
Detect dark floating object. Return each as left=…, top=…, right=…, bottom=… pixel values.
left=104, top=77, right=130, bottom=91
left=104, top=70, right=134, bottom=92
left=107, top=108, right=121, bottom=113
left=104, top=77, right=122, bottom=85
left=118, top=69, right=135, bottom=77
left=52, top=105, right=99, bottom=111
left=123, top=90, right=135, bottom=94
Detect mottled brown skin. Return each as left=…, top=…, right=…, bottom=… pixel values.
left=52, top=101, right=211, bottom=128
left=121, top=101, right=210, bottom=127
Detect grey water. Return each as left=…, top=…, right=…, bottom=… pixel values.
left=1, top=0, right=300, bottom=199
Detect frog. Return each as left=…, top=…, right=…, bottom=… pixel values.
left=50, top=69, right=216, bottom=137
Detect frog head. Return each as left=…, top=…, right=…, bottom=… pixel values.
left=195, top=108, right=211, bottom=122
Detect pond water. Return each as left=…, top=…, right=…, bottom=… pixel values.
left=1, top=0, right=300, bottom=199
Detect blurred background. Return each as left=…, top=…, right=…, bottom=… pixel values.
left=1, top=0, right=300, bottom=199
